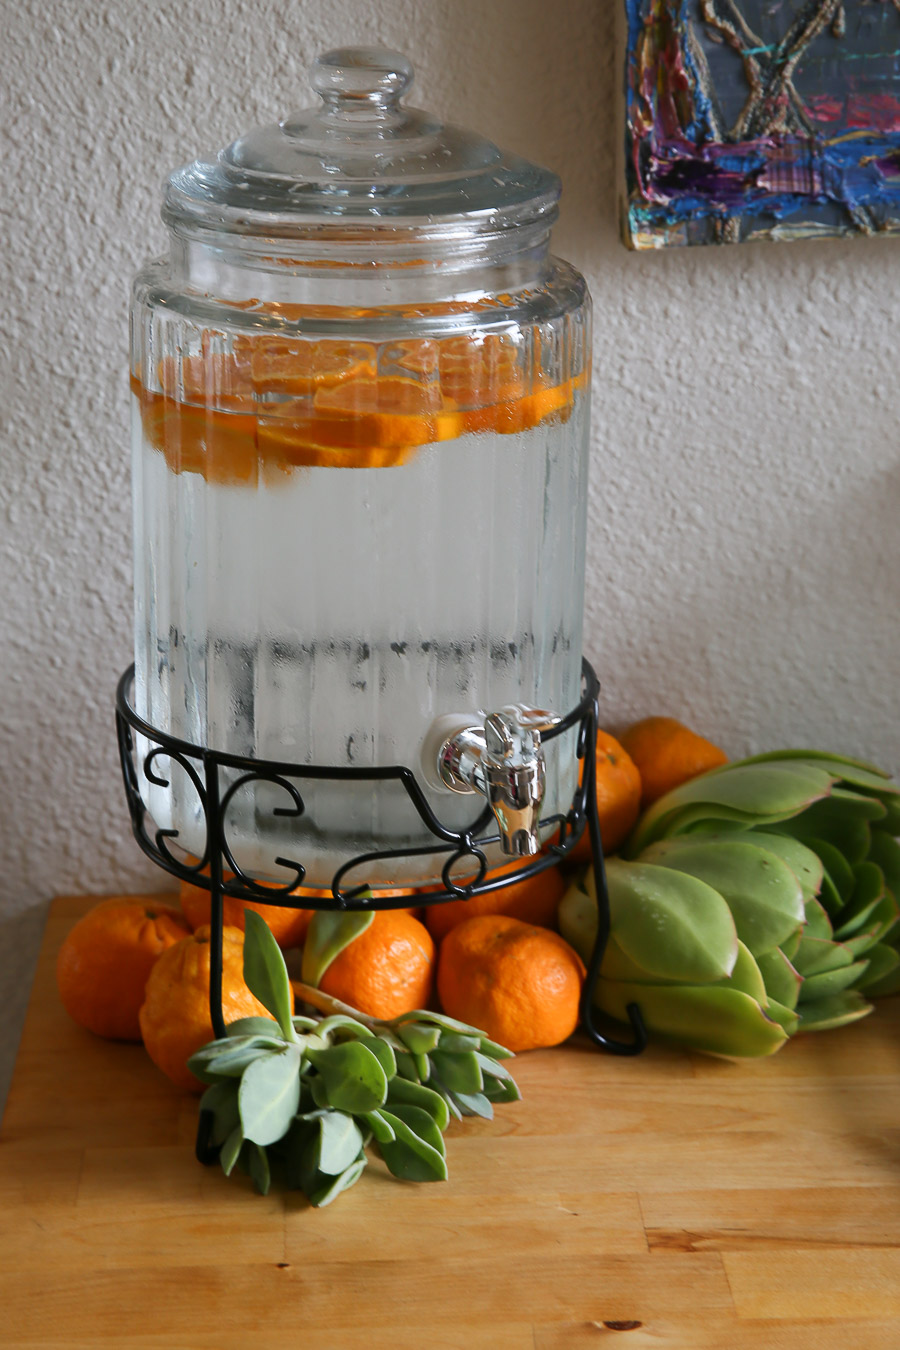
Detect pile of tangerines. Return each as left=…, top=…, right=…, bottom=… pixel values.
left=57, top=717, right=727, bottom=1092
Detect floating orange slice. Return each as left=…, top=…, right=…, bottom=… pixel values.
left=244, top=338, right=376, bottom=396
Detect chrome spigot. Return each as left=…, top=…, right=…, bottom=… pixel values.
left=435, top=706, right=560, bottom=856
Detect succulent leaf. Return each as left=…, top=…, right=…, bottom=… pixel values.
left=756, top=948, right=802, bottom=1011
left=638, top=838, right=805, bottom=957
left=570, top=861, right=739, bottom=983
left=795, top=992, right=873, bottom=1032
left=625, top=762, right=837, bottom=856
left=593, top=980, right=788, bottom=1058
left=798, top=961, right=871, bottom=1003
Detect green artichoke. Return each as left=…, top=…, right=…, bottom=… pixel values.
left=559, top=750, right=900, bottom=1057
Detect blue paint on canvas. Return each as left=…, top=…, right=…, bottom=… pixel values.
left=625, top=0, right=900, bottom=246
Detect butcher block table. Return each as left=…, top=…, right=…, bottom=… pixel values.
left=2, top=895, right=900, bottom=1349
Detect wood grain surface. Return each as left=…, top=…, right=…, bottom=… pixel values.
left=2, top=894, right=899, bottom=1348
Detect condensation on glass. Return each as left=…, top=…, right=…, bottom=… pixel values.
left=130, top=48, right=592, bottom=888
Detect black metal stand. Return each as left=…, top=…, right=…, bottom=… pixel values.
left=116, top=657, right=646, bottom=1068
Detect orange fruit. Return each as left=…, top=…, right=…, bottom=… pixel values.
left=56, top=897, right=191, bottom=1042
left=179, top=877, right=313, bottom=949
left=569, top=729, right=643, bottom=862
left=436, top=914, right=585, bottom=1052
left=139, top=925, right=270, bottom=1092
left=318, top=910, right=435, bottom=1020
left=424, top=861, right=566, bottom=942
left=620, top=716, right=729, bottom=808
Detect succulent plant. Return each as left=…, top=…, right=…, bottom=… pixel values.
left=559, top=750, right=900, bottom=1057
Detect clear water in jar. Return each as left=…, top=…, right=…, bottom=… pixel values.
left=132, top=396, right=589, bottom=888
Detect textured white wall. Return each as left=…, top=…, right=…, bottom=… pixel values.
left=2, top=0, right=898, bottom=921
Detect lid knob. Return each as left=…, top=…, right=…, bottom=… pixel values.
left=311, top=47, right=414, bottom=115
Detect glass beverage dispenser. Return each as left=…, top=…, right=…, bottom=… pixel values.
left=128, top=48, right=591, bottom=893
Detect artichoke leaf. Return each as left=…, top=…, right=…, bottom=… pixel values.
left=639, top=839, right=805, bottom=957
left=593, top=980, right=788, bottom=1059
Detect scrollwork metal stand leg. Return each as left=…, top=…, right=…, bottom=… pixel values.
left=578, top=698, right=647, bottom=1056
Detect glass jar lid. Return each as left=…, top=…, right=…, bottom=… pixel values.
left=163, top=47, right=561, bottom=246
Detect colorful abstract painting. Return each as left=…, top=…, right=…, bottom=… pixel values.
left=624, top=1, right=900, bottom=247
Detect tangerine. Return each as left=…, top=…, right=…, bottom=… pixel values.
left=179, top=877, right=313, bottom=949
left=56, top=896, right=191, bottom=1041
left=436, top=914, right=585, bottom=1052
left=424, top=862, right=566, bottom=943
left=317, top=910, right=435, bottom=1020
left=619, top=716, right=728, bottom=808
left=569, top=729, right=643, bottom=862
left=139, top=925, right=270, bottom=1092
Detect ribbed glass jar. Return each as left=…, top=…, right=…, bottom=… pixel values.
left=130, top=48, right=591, bottom=888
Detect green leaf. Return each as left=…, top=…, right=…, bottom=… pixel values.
left=238, top=1045, right=302, bottom=1146
left=473, top=1051, right=514, bottom=1082
left=792, top=936, right=852, bottom=978
left=802, top=897, right=833, bottom=941
left=475, top=1036, right=515, bottom=1060
left=482, top=1076, right=522, bottom=1105
left=756, top=948, right=802, bottom=1011
left=728, top=832, right=824, bottom=904
left=226, top=1016, right=284, bottom=1039
left=626, top=762, right=837, bottom=855
left=242, top=910, right=297, bottom=1042
left=301, top=910, right=375, bottom=988
left=763, top=999, right=800, bottom=1036
left=796, top=992, right=874, bottom=1032
left=640, top=839, right=805, bottom=957
left=199, top=1080, right=241, bottom=1147
left=317, top=1112, right=365, bottom=1176
left=452, top=1091, right=495, bottom=1118
left=356, top=1035, right=396, bottom=1078
left=248, top=1143, right=271, bottom=1195
left=362, top=1109, right=396, bottom=1144
left=594, top=980, right=788, bottom=1058
left=393, top=1049, right=421, bottom=1082
left=309, top=1155, right=367, bottom=1208
left=386, top=1076, right=451, bottom=1130
left=397, top=1023, right=442, bottom=1055
left=306, top=1041, right=388, bottom=1114
left=869, top=831, right=900, bottom=899
left=735, top=749, right=892, bottom=780
left=834, top=863, right=886, bottom=939
left=220, top=1125, right=243, bottom=1177
left=430, top=1050, right=483, bottom=1096
left=605, top=860, right=739, bottom=981
left=715, top=941, right=767, bottom=1004
left=787, top=837, right=855, bottom=905
left=436, top=1033, right=482, bottom=1053
left=854, top=942, right=900, bottom=990
left=799, top=961, right=870, bottom=1002
left=189, top=1034, right=287, bottom=1080
left=377, top=1111, right=449, bottom=1182
left=385, top=1103, right=447, bottom=1157
left=392, top=1009, right=484, bottom=1036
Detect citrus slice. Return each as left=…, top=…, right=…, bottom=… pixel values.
left=245, top=338, right=376, bottom=395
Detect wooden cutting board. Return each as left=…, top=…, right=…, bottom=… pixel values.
left=2, top=894, right=900, bottom=1348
